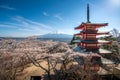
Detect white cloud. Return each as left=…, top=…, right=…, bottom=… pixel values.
left=54, top=14, right=64, bottom=21
left=0, top=24, right=14, bottom=28
left=12, top=16, right=29, bottom=26
left=0, top=22, right=27, bottom=30
left=43, top=12, right=49, bottom=16
left=12, top=16, right=54, bottom=31
left=0, top=5, right=15, bottom=10
left=43, top=12, right=64, bottom=21
left=0, top=16, right=55, bottom=37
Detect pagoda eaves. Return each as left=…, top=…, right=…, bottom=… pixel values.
left=75, top=22, right=108, bottom=30
left=74, top=32, right=109, bottom=36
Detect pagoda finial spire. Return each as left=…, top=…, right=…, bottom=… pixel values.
left=87, top=3, right=90, bottom=23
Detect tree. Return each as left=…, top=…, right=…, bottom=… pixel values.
left=111, top=28, right=119, bottom=41
left=0, top=54, right=18, bottom=80
left=26, top=41, right=70, bottom=80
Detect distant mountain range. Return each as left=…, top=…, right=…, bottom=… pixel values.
left=0, top=33, right=73, bottom=39
left=38, top=33, right=73, bottom=38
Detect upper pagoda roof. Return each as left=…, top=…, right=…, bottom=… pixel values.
left=75, top=22, right=108, bottom=30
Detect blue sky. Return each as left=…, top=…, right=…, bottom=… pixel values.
left=0, top=0, right=120, bottom=37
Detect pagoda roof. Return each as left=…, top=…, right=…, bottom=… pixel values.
left=98, top=40, right=112, bottom=44
left=74, top=33, right=82, bottom=36
left=73, top=46, right=101, bottom=57
left=72, top=40, right=112, bottom=44
left=75, top=22, right=108, bottom=30
left=99, top=48, right=112, bottom=54
left=74, top=53, right=101, bottom=57
left=72, top=40, right=81, bottom=43
left=73, top=45, right=112, bottom=54
left=95, top=32, right=109, bottom=35
left=97, top=34, right=111, bottom=38
left=101, top=57, right=115, bottom=64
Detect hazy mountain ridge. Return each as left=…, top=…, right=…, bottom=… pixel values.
left=38, top=33, right=73, bottom=38
left=0, top=33, right=73, bottom=39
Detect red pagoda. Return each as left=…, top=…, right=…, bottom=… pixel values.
left=73, top=4, right=112, bottom=54
left=72, top=4, right=113, bottom=78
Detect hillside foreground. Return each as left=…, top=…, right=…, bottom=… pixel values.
left=0, top=39, right=120, bottom=80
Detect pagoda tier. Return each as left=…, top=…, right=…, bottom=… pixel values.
left=81, top=40, right=112, bottom=44
left=72, top=4, right=112, bottom=54
left=72, top=40, right=112, bottom=44
left=74, top=31, right=109, bottom=40
left=74, top=32, right=109, bottom=36
left=73, top=46, right=112, bottom=54
left=74, top=53, right=101, bottom=71
left=80, top=43, right=100, bottom=49
left=75, top=22, right=108, bottom=30
left=79, top=31, right=109, bottom=34
left=72, top=39, right=111, bottom=49
left=74, top=53, right=101, bottom=64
